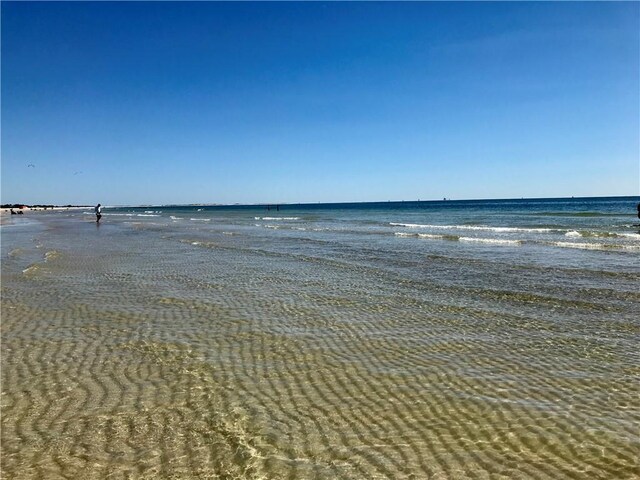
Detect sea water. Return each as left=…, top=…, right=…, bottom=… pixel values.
left=1, top=197, right=639, bottom=479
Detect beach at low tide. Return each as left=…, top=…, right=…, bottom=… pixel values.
left=1, top=198, right=639, bottom=479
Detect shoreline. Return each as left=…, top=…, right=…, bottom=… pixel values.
left=0, top=206, right=91, bottom=215
left=0, top=206, right=92, bottom=225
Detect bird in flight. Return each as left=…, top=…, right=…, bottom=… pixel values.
left=27, top=164, right=35, bottom=168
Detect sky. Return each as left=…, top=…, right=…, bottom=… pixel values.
left=1, top=1, right=638, bottom=206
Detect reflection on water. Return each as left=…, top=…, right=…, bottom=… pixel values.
left=1, top=204, right=639, bottom=479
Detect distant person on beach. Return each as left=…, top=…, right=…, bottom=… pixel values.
left=95, top=203, right=102, bottom=223
left=10, top=209, right=16, bottom=215
left=637, top=202, right=640, bottom=220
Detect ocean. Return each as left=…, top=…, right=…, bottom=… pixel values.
left=1, top=196, right=639, bottom=479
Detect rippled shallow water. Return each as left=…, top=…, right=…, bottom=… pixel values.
left=1, top=198, right=639, bottom=479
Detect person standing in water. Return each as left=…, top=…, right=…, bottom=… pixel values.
left=95, top=203, right=102, bottom=223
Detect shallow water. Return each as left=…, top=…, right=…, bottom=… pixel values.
left=1, top=198, right=639, bottom=479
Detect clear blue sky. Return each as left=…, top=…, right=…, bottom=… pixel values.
left=2, top=2, right=638, bottom=205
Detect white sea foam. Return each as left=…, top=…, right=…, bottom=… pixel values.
left=255, top=217, right=300, bottom=221
left=459, top=237, right=521, bottom=245
left=553, top=242, right=610, bottom=250
left=390, top=223, right=552, bottom=233
left=395, top=232, right=452, bottom=240
left=552, top=242, right=640, bottom=251
left=396, top=229, right=521, bottom=245
left=396, top=232, right=518, bottom=244
left=565, top=230, right=640, bottom=239
left=391, top=223, right=434, bottom=229
left=190, top=218, right=211, bottom=222
left=170, top=216, right=182, bottom=220
left=418, top=233, right=449, bottom=240
left=102, top=213, right=160, bottom=217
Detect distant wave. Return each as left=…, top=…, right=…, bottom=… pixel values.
left=190, top=218, right=211, bottom=222
left=551, top=241, right=640, bottom=251
left=395, top=232, right=520, bottom=245
left=459, top=237, right=521, bottom=245
left=395, top=232, right=459, bottom=241
left=534, top=211, right=628, bottom=217
left=565, top=230, right=640, bottom=239
left=255, top=217, right=301, bottom=221
left=395, top=230, right=639, bottom=250
left=390, top=222, right=553, bottom=233
left=101, top=213, right=160, bottom=217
